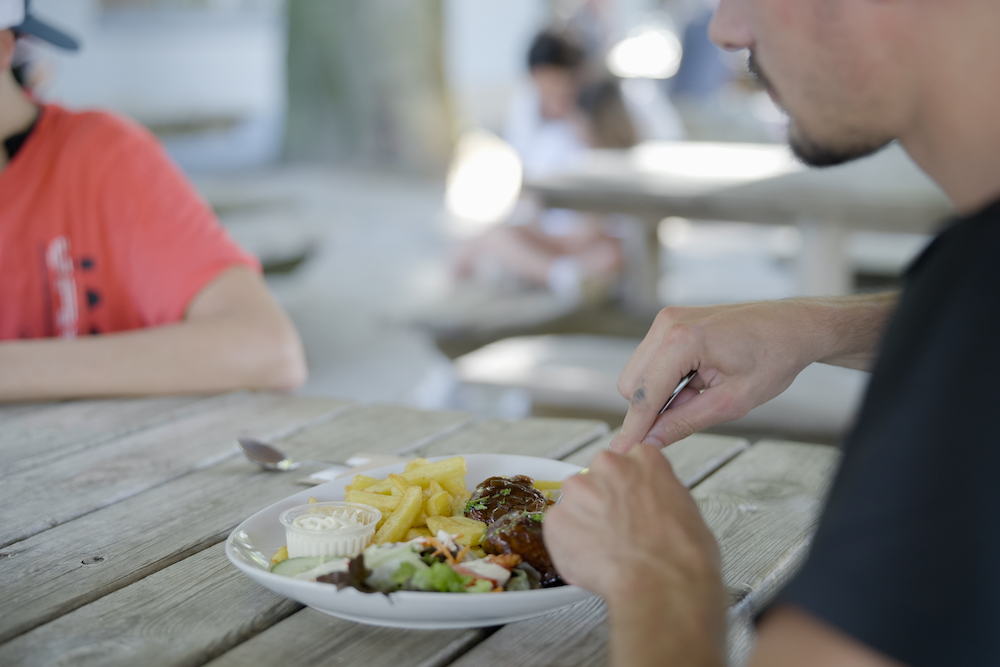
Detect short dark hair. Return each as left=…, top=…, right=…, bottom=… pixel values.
left=527, top=31, right=584, bottom=71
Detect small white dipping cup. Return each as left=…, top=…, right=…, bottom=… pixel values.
left=279, top=501, right=381, bottom=558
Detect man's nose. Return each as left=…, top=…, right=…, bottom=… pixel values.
left=708, top=0, right=754, bottom=51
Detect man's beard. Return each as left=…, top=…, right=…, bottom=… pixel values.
left=747, top=52, right=890, bottom=168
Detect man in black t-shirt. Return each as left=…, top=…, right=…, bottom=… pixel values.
left=542, top=1, right=1000, bottom=666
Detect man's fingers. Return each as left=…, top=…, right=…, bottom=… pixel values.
left=639, top=388, right=748, bottom=450
left=617, top=328, right=665, bottom=399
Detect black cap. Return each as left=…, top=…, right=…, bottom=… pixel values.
left=5, top=0, right=80, bottom=51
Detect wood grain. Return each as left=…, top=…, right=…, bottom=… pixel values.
left=0, top=395, right=215, bottom=474
left=0, top=403, right=474, bottom=644
left=563, top=430, right=750, bottom=488
left=0, top=542, right=301, bottom=667
left=445, top=440, right=838, bottom=667
left=415, top=416, right=608, bottom=460
left=206, top=607, right=485, bottom=667
left=0, top=394, right=348, bottom=548
left=276, top=403, right=476, bottom=460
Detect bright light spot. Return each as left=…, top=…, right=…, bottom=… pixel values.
left=445, top=130, right=523, bottom=236
left=607, top=27, right=683, bottom=80
left=633, top=142, right=802, bottom=182
left=658, top=217, right=691, bottom=248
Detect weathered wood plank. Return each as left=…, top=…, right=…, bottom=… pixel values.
left=564, top=430, right=750, bottom=488
left=0, top=394, right=216, bottom=473
left=415, top=416, right=608, bottom=460
left=278, top=403, right=476, bottom=459
left=0, top=542, right=301, bottom=667
left=444, top=440, right=839, bottom=667
left=0, top=402, right=56, bottom=423
left=0, top=394, right=349, bottom=548
left=0, top=404, right=474, bottom=644
left=206, top=608, right=485, bottom=667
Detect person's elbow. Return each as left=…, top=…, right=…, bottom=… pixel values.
left=260, top=324, right=308, bottom=390
left=240, top=318, right=308, bottom=391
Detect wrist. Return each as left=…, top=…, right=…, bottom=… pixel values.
left=781, top=293, right=896, bottom=368
left=604, top=560, right=727, bottom=667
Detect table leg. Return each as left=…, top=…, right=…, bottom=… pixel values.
left=620, top=215, right=663, bottom=315
left=795, top=217, right=851, bottom=296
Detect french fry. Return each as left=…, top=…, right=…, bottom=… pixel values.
left=532, top=480, right=563, bottom=490
left=440, top=476, right=467, bottom=498
left=270, top=545, right=288, bottom=566
left=405, top=527, right=432, bottom=540
left=425, top=515, right=487, bottom=547
left=364, top=457, right=467, bottom=494
left=413, top=511, right=428, bottom=528
left=405, top=457, right=430, bottom=471
left=427, top=490, right=451, bottom=517
left=372, top=486, right=423, bottom=545
left=389, top=473, right=410, bottom=493
left=350, top=474, right=379, bottom=490
left=346, top=490, right=400, bottom=514
left=428, top=479, right=445, bottom=496
left=450, top=491, right=471, bottom=517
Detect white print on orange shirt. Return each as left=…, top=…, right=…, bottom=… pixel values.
left=46, top=236, right=78, bottom=339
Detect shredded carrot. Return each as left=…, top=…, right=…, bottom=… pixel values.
left=426, top=537, right=457, bottom=565
left=492, top=586, right=504, bottom=593
left=455, top=545, right=470, bottom=562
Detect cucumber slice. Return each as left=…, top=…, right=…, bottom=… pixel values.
left=270, top=556, right=327, bottom=577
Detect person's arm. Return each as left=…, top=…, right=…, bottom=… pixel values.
left=0, top=266, right=306, bottom=401
left=610, top=292, right=898, bottom=453
left=543, top=445, right=906, bottom=667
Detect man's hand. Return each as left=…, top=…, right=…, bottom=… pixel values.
left=543, top=444, right=727, bottom=667
left=611, top=294, right=897, bottom=453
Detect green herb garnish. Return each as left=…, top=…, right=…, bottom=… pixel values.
left=464, top=498, right=488, bottom=513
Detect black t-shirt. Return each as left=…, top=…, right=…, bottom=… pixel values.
left=775, top=198, right=1000, bottom=665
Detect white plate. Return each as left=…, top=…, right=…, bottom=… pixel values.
left=226, top=454, right=595, bottom=629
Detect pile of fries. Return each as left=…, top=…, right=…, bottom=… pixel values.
left=344, top=456, right=489, bottom=548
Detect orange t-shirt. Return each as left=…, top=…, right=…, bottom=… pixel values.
left=0, top=104, right=260, bottom=340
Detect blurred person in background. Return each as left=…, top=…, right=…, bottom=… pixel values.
left=0, top=0, right=306, bottom=401
left=455, top=30, right=643, bottom=304
left=545, top=0, right=1000, bottom=665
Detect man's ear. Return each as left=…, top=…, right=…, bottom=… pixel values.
left=0, top=29, right=15, bottom=72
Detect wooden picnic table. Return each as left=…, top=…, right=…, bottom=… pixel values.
left=526, top=141, right=954, bottom=311
left=0, top=392, right=838, bottom=666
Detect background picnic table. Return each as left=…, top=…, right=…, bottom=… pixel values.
left=0, top=392, right=838, bottom=667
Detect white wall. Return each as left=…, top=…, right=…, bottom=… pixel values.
left=28, top=0, right=286, bottom=170
left=443, top=0, right=548, bottom=133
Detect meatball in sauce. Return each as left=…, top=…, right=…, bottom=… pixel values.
left=465, top=475, right=548, bottom=524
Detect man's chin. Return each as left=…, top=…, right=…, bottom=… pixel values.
left=788, top=124, right=892, bottom=168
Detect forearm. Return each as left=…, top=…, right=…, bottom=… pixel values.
left=0, top=315, right=305, bottom=401
left=796, top=291, right=898, bottom=371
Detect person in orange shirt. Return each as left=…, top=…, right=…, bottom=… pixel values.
left=0, top=2, right=306, bottom=401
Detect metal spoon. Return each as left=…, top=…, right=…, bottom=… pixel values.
left=236, top=437, right=331, bottom=471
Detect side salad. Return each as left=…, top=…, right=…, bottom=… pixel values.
left=276, top=530, right=542, bottom=594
